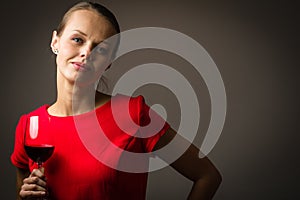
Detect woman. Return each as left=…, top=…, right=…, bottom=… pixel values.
left=11, top=1, right=221, bottom=199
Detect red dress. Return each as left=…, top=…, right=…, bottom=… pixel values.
left=11, top=95, right=170, bottom=200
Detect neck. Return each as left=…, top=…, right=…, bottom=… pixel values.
left=48, top=74, right=96, bottom=116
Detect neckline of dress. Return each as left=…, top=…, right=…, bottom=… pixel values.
left=44, top=94, right=117, bottom=120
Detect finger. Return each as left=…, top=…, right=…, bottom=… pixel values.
left=23, top=176, right=47, bottom=188
left=20, top=182, right=47, bottom=199
left=30, top=168, right=45, bottom=179
left=19, top=189, right=46, bottom=199
left=21, top=183, right=47, bottom=192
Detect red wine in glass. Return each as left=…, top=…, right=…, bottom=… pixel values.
left=24, top=116, right=55, bottom=169
left=24, top=144, right=54, bottom=168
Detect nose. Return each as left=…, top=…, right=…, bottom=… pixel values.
left=80, top=45, right=92, bottom=58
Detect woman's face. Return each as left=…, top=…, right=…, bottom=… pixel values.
left=51, top=10, right=117, bottom=86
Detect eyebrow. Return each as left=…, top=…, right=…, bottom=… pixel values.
left=72, top=30, right=109, bottom=45
left=73, top=30, right=87, bottom=36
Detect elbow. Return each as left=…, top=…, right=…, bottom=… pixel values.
left=188, top=168, right=222, bottom=199
left=214, top=169, right=222, bottom=188
left=203, top=167, right=223, bottom=191
left=207, top=168, right=223, bottom=196
left=209, top=165, right=222, bottom=188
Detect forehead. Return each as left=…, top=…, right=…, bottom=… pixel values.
left=63, top=10, right=115, bottom=40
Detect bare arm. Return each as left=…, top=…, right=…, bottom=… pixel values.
left=153, top=128, right=222, bottom=200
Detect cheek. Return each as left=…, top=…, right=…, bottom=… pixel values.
left=89, top=50, right=113, bottom=70
left=92, top=56, right=112, bottom=73
left=58, top=42, right=78, bottom=61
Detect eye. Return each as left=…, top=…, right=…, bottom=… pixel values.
left=96, top=46, right=108, bottom=55
left=72, top=37, right=84, bottom=44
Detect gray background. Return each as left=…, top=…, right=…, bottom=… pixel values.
left=1, top=0, right=299, bottom=199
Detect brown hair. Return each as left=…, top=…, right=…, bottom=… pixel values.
left=56, top=1, right=120, bottom=36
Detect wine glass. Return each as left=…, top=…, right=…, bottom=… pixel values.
left=24, top=116, right=55, bottom=169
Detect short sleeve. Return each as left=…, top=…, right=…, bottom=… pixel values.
left=134, top=96, right=170, bottom=153
left=11, top=114, right=29, bottom=169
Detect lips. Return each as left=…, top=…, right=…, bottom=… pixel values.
left=72, top=62, right=90, bottom=71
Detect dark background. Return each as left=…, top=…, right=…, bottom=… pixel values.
left=1, top=0, right=299, bottom=199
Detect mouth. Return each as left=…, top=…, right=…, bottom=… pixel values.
left=72, top=62, right=90, bottom=72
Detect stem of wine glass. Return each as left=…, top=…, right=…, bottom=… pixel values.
left=38, top=160, right=43, bottom=169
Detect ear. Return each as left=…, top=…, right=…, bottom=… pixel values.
left=50, top=30, right=59, bottom=50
